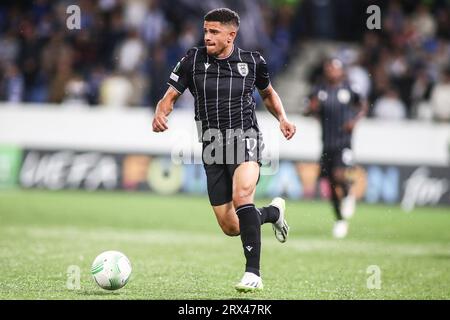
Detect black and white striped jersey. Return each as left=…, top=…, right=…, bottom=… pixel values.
left=310, top=81, right=361, bottom=151
left=167, top=46, right=270, bottom=133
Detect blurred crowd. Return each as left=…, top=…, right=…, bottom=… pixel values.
left=366, top=1, right=449, bottom=122
left=0, top=0, right=299, bottom=108
left=0, top=0, right=449, bottom=122
left=305, top=0, right=450, bottom=122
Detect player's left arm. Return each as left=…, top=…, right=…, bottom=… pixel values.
left=255, top=53, right=296, bottom=140
left=259, top=84, right=296, bottom=140
left=343, top=93, right=369, bottom=133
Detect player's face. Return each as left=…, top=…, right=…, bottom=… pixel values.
left=204, top=21, right=235, bottom=57
left=324, top=60, right=344, bottom=82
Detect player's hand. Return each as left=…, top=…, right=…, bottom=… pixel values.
left=152, top=113, right=169, bottom=132
left=280, top=118, right=296, bottom=140
left=343, top=120, right=355, bottom=133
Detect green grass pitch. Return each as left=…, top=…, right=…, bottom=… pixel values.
left=0, top=189, right=449, bottom=299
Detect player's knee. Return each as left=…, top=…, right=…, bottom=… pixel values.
left=232, top=185, right=255, bottom=207
left=332, top=171, right=345, bottom=184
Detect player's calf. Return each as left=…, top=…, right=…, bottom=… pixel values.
left=219, top=221, right=240, bottom=237
left=212, top=202, right=240, bottom=237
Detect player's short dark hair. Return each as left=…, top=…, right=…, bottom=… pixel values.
left=204, top=8, right=240, bottom=29
left=324, top=58, right=344, bottom=69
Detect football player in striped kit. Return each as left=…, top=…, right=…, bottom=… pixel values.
left=152, top=8, right=296, bottom=291
left=305, top=58, right=368, bottom=238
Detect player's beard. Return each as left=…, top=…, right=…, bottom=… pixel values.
left=207, top=43, right=225, bottom=57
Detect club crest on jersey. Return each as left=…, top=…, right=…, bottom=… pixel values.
left=318, top=90, right=328, bottom=101
left=237, top=63, right=248, bottom=76
left=338, top=89, right=351, bottom=104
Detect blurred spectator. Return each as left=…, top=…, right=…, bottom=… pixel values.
left=383, top=0, right=405, bottom=35
left=0, top=63, right=24, bottom=103
left=99, top=73, right=133, bottom=108
left=430, top=67, right=450, bottom=122
left=49, top=51, right=74, bottom=103
left=411, top=4, right=437, bottom=41
left=236, top=0, right=267, bottom=51
left=0, top=29, right=20, bottom=64
left=373, top=88, right=407, bottom=121
left=436, top=6, right=450, bottom=39
left=342, top=51, right=371, bottom=99
left=411, top=67, right=433, bottom=120
left=148, top=46, right=170, bottom=107
left=123, top=0, right=148, bottom=30
left=177, top=21, right=199, bottom=53
left=311, top=0, right=335, bottom=39
left=140, top=0, right=167, bottom=46
left=62, top=75, right=89, bottom=106
left=86, top=65, right=107, bottom=105
left=116, top=29, right=146, bottom=73
left=99, top=0, right=118, bottom=12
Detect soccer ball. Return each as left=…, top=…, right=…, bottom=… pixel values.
left=91, top=251, right=132, bottom=290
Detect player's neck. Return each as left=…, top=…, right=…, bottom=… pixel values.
left=327, top=78, right=343, bottom=87
left=215, top=44, right=234, bottom=60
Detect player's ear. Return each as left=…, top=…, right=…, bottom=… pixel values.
left=228, top=32, right=233, bottom=43
left=227, top=26, right=237, bottom=43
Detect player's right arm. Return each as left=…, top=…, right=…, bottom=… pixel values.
left=152, top=87, right=181, bottom=132
left=152, top=48, right=195, bottom=132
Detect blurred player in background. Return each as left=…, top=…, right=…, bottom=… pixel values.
left=304, top=58, right=367, bottom=238
left=152, top=8, right=296, bottom=291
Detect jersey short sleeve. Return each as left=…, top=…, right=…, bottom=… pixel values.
left=350, top=86, right=362, bottom=105
left=308, top=85, right=321, bottom=99
left=167, top=48, right=195, bottom=94
left=255, top=53, right=271, bottom=90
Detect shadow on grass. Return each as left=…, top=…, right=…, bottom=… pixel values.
left=225, top=293, right=266, bottom=300
left=75, top=290, right=122, bottom=297
left=431, top=254, right=450, bottom=260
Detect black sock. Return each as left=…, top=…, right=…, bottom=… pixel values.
left=330, top=183, right=343, bottom=220
left=236, top=204, right=261, bottom=276
left=340, top=181, right=350, bottom=198
left=257, top=206, right=280, bottom=225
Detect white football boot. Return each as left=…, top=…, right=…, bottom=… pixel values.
left=270, top=197, right=289, bottom=243
left=333, top=220, right=349, bottom=239
left=341, top=194, right=356, bottom=220
left=235, top=272, right=263, bottom=292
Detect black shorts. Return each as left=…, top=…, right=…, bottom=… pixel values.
left=319, top=147, right=354, bottom=178
left=203, top=134, right=264, bottom=206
